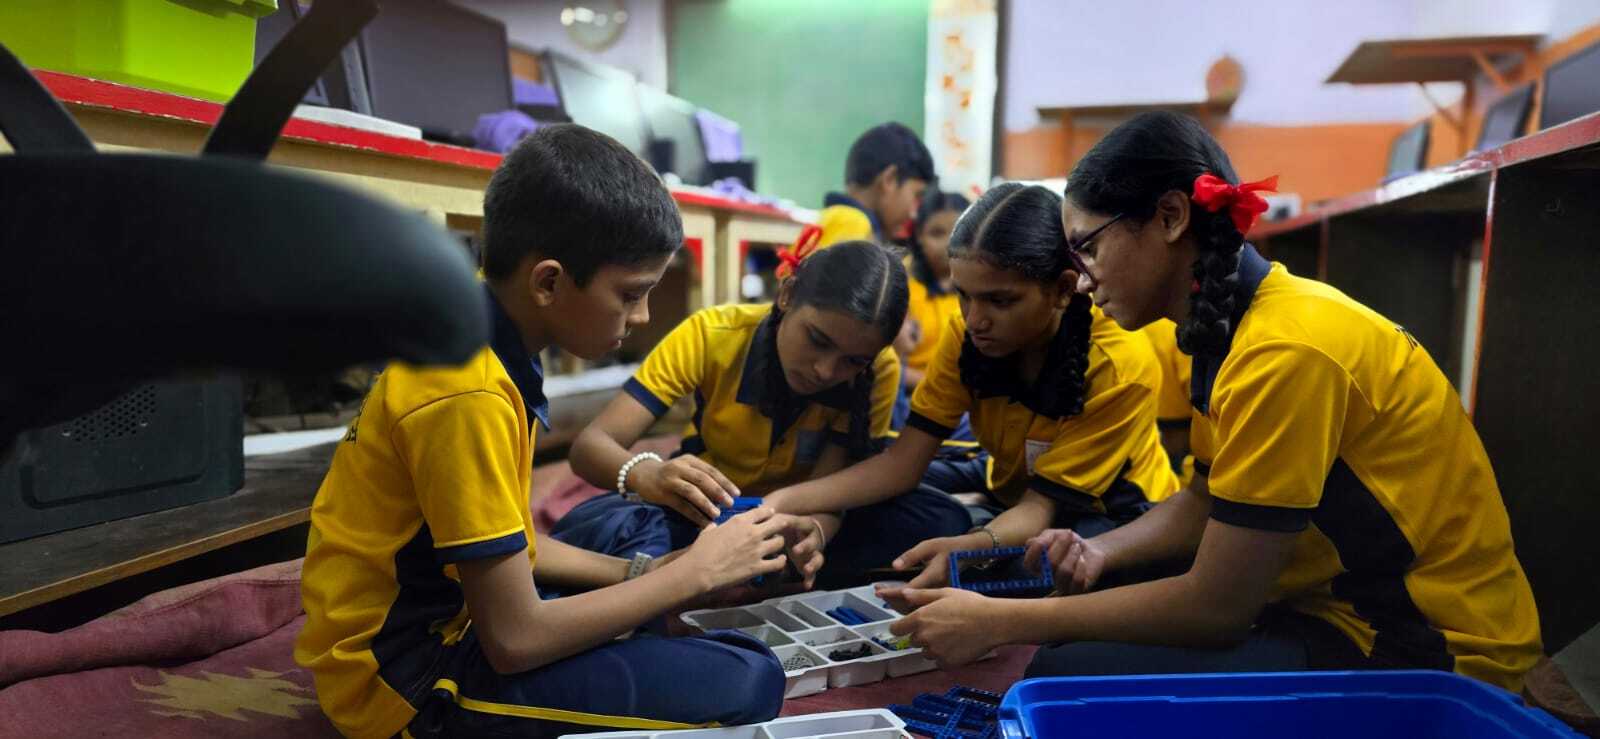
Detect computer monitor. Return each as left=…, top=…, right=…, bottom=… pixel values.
left=359, top=0, right=513, bottom=145
left=254, top=1, right=370, bottom=113
left=1385, top=121, right=1430, bottom=181
left=638, top=84, right=709, bottom=184
left=1476, top=83, right=1534, bottom=151
left=1540, top=40, right=1600, bottom=130
left=543, top=51, right=650, bottom=157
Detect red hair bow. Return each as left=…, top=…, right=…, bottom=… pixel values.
left=1191, top=174, right=1279, bottom=235
left=775, top=224, right=824, bottom=279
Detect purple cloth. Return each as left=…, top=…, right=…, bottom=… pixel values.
left=513, top=79, right=560, bottom=107
left=475, top=110, right=540, bottom=153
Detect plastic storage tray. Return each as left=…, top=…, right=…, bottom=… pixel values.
left=681, top=584, right=945, bottom=698
left=998, top=671, right=1581, bottom=739
left=562, top=709, right=908, bottom=739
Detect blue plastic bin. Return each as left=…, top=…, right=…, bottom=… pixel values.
left=999, top=671, right=1579, bottom=738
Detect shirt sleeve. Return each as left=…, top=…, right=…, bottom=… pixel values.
left=625, top=310, right=709, bottom=417
left=1028, top=377, right=1159, bottom=514
left=1206, top=341, right=1355, bottom=533
left=907, top=312, right=973, bottom=439
left=393, top=391, right=530, bottom=564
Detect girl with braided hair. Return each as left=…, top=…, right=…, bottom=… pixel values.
left=889, top=111, right=1540, bottom=694
left=765, top=182, right=1177, bottom=590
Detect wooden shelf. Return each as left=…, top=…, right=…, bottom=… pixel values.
left=1326, top=35, right=1542, bottom=85
left=1037, top=98, right=1233, bottom=123
left=0, top=444, right=335, bottom=618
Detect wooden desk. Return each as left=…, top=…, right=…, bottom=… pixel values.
left=18, top=71, right=810, bottom=315
left=1249, top=111, right=1600, bottom=651
left=1326, top=35, right=1543, bottom=153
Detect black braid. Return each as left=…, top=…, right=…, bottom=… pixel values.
left=1176, top=212, right=1244, bottom=356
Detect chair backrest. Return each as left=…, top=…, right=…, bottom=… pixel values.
left=0, top=0, right=488, bottom=446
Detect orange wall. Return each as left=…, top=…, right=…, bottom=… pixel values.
left=1004, top=121, right=1406, bottom=205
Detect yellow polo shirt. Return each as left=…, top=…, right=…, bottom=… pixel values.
left=1190, top=246, right=1541, bottom=692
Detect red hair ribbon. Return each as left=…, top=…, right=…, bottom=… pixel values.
left=775, top=224, right=824, bottom=279
left=1191, top=173, right=1279, bottom=235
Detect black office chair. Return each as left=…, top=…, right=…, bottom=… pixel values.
left=0, top=0, right=488, bottom=447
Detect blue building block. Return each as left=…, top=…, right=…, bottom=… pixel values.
left=891, top=686, right=1001, bottom=739
left=827, top=606, right=871, bottom=625
left=946, top=547, right=1053, bottom=597
left=713, top=497, right=763, bottom=525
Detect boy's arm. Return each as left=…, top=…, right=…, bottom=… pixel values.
left=529, top=532, right=661, bottom=590
left=459, top=509, right=792, bottom=675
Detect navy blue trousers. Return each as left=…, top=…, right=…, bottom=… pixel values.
left=404, top=628, right=783, bottom=738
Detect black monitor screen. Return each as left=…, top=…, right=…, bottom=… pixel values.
left=1386, top=121, right=1430, bottom=180
left=254, top=3, right=329, bottom=106
left=545, top=52, right=649, bottom=157
left=360, top=0, right=512, bottom=142
left=638, top=84, right=708, bottom=184
left=1477, top=84, right=1534, bottom=150
left=1540, top=41, right=1600, bottom=130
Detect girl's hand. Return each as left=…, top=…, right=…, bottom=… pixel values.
left=1025, top=529, right=1108, bottom=594
left=887, top=588, right=999, bottom=667
left=635, top=454, right=740, bottom=527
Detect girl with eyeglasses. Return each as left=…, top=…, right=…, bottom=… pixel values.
left=886, top=111, right=1541, bottom=694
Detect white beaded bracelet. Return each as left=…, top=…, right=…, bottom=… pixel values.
left=617, top=452, right=663, bottom=496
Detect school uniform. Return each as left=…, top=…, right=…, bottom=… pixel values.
left=1139, top=317, right=1197, bottom=487
left=817, top=192, right=881, bottom=246
left=907, top=304, right=1179, bottom=537
left=551, top=303, right=971, bottom=586
left=1030, top=246, right=1542, bottom=693
left=296, top=288, right=782, bottom=739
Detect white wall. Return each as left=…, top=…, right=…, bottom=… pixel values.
left=1003, top=0, right=1600, bottom=131
left=458, top=0, right=668, bottom=88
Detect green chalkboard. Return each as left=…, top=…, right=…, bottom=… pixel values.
left=669, top=0, right=928, bottom=209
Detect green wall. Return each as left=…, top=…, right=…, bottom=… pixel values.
left=668, top=0, right=928, bottom=208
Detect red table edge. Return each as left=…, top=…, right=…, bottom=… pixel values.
left=34, top=70, right=805, bottom=223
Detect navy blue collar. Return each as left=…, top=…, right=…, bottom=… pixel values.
left=1189, top=244, right=1271, bottom=415
left=485, top=285, right=551, bottom=431
left=823, top=192, right=884, bottom=242
left=735, top=309, right=855, bottom=447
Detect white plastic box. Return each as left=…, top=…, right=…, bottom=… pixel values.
left=563, top=709, right=909, bottom=739
left=680, top=583, right=954, bottom=698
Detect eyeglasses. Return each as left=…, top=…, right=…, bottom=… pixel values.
left=1065, top=213, right=1125, bottom=287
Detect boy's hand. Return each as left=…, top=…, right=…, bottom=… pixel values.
left=674, top=507, right=788, bottom=594
left=635, top=454, right=739, bottom=527
left=1025, top=529, right=1106, bottom=594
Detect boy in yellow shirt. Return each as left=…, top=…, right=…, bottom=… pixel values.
left=295, top=125, right=815, bottom=739
left=816, top=122, right=935, bottom=247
